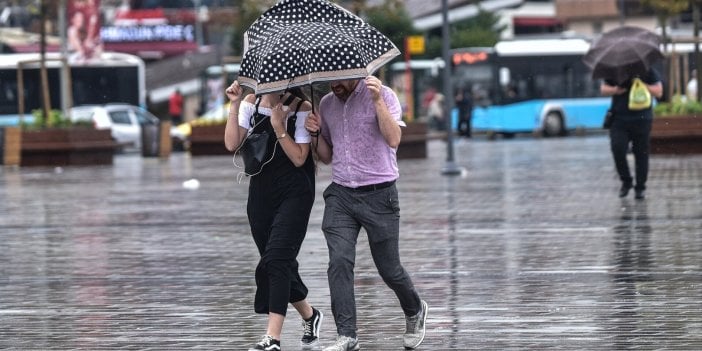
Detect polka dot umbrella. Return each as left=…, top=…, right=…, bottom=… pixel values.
left=237, top=0, right=400, bottom=95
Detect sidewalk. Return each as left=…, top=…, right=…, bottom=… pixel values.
left=1, top=135, right=701, bottom=350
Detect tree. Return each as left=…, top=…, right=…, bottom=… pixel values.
left=690, top=0, right=702, bottom=101
left=229, top=0, right=277, bottom=57
left=364, top=0, right=420, bottom=59
left=641, top=0, right=689, bottom=53
left=421, top=9, right=505, bottom=59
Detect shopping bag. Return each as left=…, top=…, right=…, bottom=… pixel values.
left=628, top=78, right=651, bottom=110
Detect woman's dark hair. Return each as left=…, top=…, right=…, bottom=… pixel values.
left=288, top=86, right=310, bottom=102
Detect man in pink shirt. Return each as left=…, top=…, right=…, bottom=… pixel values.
left=305, top=76, right=428, bottom=351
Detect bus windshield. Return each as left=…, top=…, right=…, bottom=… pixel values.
left=0, top=52, right=145, bottom=126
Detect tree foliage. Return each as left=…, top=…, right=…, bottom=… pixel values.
left=229, top=0, right=277, bottom=57
left=364, top=0, right=420, bottom=57
left=420, top=9, right=504, bottom=59
left=641, top=0, right=689, bottom=49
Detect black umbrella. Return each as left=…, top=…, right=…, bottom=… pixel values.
left=237, top=0, right=400, bottom=95
left=583, top=26, right=664, bottom=84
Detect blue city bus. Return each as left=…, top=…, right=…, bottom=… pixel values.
left=452, top=38, right=610, bottom=137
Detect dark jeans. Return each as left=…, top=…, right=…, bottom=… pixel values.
left=322, top=182, right=421, bottom=338
left=609, top=118, right=652, bottom=191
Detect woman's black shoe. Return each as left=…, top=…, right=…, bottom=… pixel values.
left=635, top=189, right=646, bottom=200
left=619, top=184, right=632, bottom=198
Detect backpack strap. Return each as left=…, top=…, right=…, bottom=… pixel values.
left=250, top=96, right=262, bottom=129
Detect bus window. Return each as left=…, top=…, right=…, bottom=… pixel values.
left=0, top=52, right=145, bottom=126
left=452, top=38, right=613, bottom=136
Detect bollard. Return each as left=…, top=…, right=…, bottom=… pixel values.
left=0, top=127, right=22, bottom=166
left=158, top=120, right=172, bottom=158
left=141, top=123, right=160, bottom=157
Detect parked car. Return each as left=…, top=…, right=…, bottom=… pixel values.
left=172, top=102, right=229, bottom=149
left=69, top=104, right=187, bottom=151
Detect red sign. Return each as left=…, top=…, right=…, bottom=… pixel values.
left=452, top=51, right=489, bottom=65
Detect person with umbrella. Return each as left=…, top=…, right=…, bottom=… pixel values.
left=601, top=70, right=662, bottom=199
left=304, top=75, right=428, bottom=351
left=584, top=26, right=664, bottom=200
left=234, top=1, right=427, bottom=349
left=224, top=81, right=323, bottom=351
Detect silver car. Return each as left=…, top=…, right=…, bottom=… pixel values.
left=70, top=104, right=186, bottom=151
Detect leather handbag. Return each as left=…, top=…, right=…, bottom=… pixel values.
left=237, top=113, right=277, bottom=176
left=239, top=129, right=276, bottom=175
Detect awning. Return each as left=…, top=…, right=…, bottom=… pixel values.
left=104, top=41, right=198, bottom=60
left=413, top=0, right=525, bottom=31
left=513, top=17, right=562, bottom=27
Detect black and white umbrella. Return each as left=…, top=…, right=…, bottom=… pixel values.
left=237, top=0, right=400, bottom=95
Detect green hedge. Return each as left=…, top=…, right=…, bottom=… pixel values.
left=654, top=95, right=702, bottom=117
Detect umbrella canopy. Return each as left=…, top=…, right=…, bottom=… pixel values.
left=583, top=26, right=664, bottom=85
left=238, top=0, right=400, bottom=95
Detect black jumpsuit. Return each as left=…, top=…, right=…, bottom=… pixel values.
left=245, top=100, right=315, bottom=315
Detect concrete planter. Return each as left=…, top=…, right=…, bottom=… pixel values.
left=21, top=128, right=118, bottom=166
left=188, top=122, right=430, bottom=158
left=189, top=124, right=230, bottom=156
left=650, top=115, right=702, bottom=155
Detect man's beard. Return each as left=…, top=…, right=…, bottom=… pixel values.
left=331, top=81, right=357, bottom=100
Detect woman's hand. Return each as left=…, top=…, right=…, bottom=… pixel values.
left=270, top=102, right=288, bottom=133
left=225, top=81, right=244, bottom=103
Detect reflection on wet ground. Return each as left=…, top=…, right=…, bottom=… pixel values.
left=1, top=135, right=701, bottom=350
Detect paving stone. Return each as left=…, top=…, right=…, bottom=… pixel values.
left=1, top=135, right=701, bottom=350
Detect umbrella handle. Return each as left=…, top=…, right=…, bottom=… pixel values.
left=310, top=84, right=315, bottom=114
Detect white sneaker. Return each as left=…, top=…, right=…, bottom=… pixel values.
left=403, top=300, right=428, bottom=349
left=323, top=335, right=360, bottom=351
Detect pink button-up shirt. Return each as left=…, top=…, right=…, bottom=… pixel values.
left=319, top=79, right=406, bottom=188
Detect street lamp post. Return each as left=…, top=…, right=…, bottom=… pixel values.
left=441, top=0, right=463, bottom=176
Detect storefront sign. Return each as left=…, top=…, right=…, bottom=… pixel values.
left=100, top=24, right=195, bottom=43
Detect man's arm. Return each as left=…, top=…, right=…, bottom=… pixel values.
left=647, top=82, right=663, bottom=99
left=366, top=76, right=402, bottom=148
left=600, top=81, right=626, bottom=96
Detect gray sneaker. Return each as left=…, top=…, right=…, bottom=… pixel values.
left=323, top=335, right=360, bottom=351
left=403, top=300, right=428, bottom=349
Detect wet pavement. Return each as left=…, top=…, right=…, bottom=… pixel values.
left=1, top=134, right=701, bottom=350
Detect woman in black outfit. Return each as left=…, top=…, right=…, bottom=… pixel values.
left=224, top=81, right=323, bottom=351
left=600, top=68, right=663, bottom=200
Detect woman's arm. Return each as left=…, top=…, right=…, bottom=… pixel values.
left=270, top=101, right=312, bottom=167
left=223, top=81, right=249, bottom=152
left=304, top=111, right=333, bottom=164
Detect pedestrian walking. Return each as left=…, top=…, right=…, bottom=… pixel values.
left=304, top=76, right=428, bottom=351
left=455, top=86, right=473, bottom=137
left=224, top=81, right=323, bottom=351
left=169, top=89, right=184, bottom=125
left=600, top=68, right=663, bottom=200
